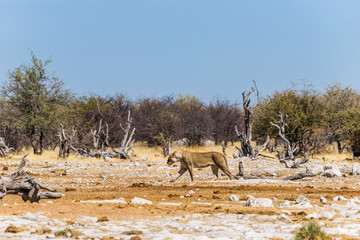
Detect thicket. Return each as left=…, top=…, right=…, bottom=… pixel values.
left=1, top=53, right=360, bottom=158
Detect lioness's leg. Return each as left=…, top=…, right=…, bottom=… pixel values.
left=187, top=166, right=195, bottom=182
left=211, top=165, right=219, bottom=178
left=218, top=164, right=233, bottom=180
left=171, top=167, right=187, bottom=182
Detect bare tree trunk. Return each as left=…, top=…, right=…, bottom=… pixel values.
left=270, top=112, right=297, bottom=160
left=115, top=110, right=136, bottom=159
left=0, top=137, right=14, bottom=157
left=163, top=138, right=171, bottom=157
left=235, top=84, right=268, bottom=159
left=58, top=124, right=76, bottom=158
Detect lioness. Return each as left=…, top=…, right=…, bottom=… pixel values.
left=167, top=151, right=233, bottom=182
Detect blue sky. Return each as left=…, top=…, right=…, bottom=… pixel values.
left=1, top=0, right=360, bottom=103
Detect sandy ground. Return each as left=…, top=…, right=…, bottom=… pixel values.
left=1, top=150, right=360, bottom=239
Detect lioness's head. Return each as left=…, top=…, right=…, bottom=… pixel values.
left=167, top=151, right=182, bottom=165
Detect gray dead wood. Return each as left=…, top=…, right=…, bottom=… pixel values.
left=280, top=157, right=309, bottom=168
left=235, top=82, right=269, bottom=159
left=0, top=154, right=62, bottom=202
left=270, top=112, right=297, bottom=160
left=0, top=137, right=14, bottom=157
left=234, top=160, right=272, bottom=179
left=283, top=172, right=316, bottom=181
left=116, top=110, right=136, bottom=159
left=270, top=112, right=308, bottom=169
left=221, top=142, right=227, bottom=156
left=58, top=124, right=77, bottom=158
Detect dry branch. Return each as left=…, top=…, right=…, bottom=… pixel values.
left=0, top=137, right=14, bottom=157
left=0, top=154, right=63, bottom=202
left=235, top=83, right=268, bottom=159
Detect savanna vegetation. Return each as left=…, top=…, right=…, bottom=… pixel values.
left=1, top=53, right=360, bottom=159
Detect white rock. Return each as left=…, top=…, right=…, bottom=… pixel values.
left=188, top=190, right=195, bottom=195
left=320, top=197, right=327, bottom=204
left=244, top=197, right=274, bottom=208
left=278, top=200, right=292, bottom=208
left=278, top=214, right=292, bottom=223
left=130, top=197, right=152, bottom=205
left=293, top=195, right=313, bottom=208
left=141, top=156, right=148, bottom=161
left=104, top=156, right=112, bottom=161
left=179, top=195, right=184, bottom=199
left=229, top=195, right=240, bottom=201
left=296, top=195, right=310, bottom=205
left=352, top=163, right=360, bottom=176
left=323, top=166, right=343, bottom=177
left=306, top=213, right=319, bottom=219
left=319, top=211, right=335, bottom=220
left=333, top=196, right=347, bottom=201
left=306, top=165, right=324, bottom=175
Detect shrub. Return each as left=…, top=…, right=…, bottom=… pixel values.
left=294, top=221, right=331, bottom=240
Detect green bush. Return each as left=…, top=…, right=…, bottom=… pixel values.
left=294, top=221, right=331, bottom=240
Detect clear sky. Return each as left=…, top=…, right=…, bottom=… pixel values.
left=1, top=0, right=359, bottom=103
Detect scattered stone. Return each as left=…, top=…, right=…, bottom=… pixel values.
left=97, top=216, right=109, bottom=222
left=323, top=165, right=343, bottom=177
left=352, top=164, right=360, bottom=176
left=229, top=195, right=240, bottom=202
left=122, top=230, right=143, bottom=235
left=3, top=166, right=8, bottom=171
left=306, top=213, right=319, bottom=219
left=333, top=196, right=347, bottom=201
left=306, top=165, right=324, bottom=175
left=320, top=197, right=327, bottom=204
left=295, top=195, right=310, bottom=205
left=244, top=197, right=274, bottom=208
left=293, top=195, right=312, bottom=208
left=278, top=214, right=292, bottom=223
left=188, top=190, right=195, bottom=195
left=278, top=200, right=292, bottom=208
left=5, top=225, right=24, bottom=233
left=319, top=211, right=335, bottom=220
left=130, top=197, right=153, bottom=205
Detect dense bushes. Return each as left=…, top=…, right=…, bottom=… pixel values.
left=2, top=54, right=360, bottom=157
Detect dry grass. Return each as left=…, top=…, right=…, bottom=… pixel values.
left=4, top=141, right=354, bottom=165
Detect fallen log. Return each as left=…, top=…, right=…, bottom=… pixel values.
left=283, top=172, right=316, bottom=181
left=0, top=154, right=63, bottom=203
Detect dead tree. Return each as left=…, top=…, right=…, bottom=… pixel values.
left=58, top=124, right=76, bottom=158
left=0, top=137, right=14, bottom=157
left=163, top=137, right=171, bottom=157
left=235, top=83, right=269, bottom=159
left=270, top=112, right=308, bottom=168
left=114, top=110, right=136, bottom=159
left=0, top=154, right=63, bottom=202
left=90, top=119, right=110, bottom=154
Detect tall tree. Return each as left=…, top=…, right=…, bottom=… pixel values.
left=254, top=87, right=325, bottom=156
left=208, top=99, right=243, bottom=146
left=174, top=95, right=213, bottom=146
left=322, top=84, right=359, bottom=153
left=2, top=52, right=70, bottom=154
